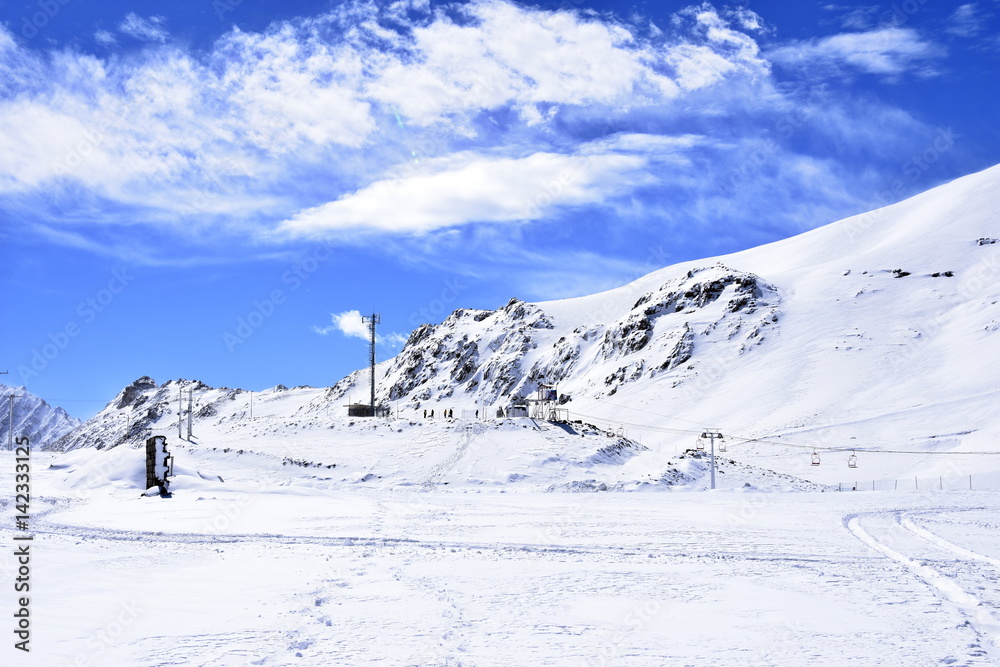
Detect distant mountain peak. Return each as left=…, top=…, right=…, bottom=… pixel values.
left=0, top=384, right=80, bottom=449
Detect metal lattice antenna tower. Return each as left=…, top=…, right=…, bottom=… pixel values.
left=362, top=312, right=380, bottom=415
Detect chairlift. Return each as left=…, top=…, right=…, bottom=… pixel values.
left=696, top=436, right=706, bottom=451
left=718, top=437, right=727, bottom=453
left=811, top=450, right=821, bottom=466
left=848, top=451, right=858, bottom=469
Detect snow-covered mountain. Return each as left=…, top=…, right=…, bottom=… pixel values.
left=55, top=163, right=1000, bottom=485
left=323, top=164, right=1000, bottom=467
left=51, top=376, right=256, bottom=452
left=0, top=383, right=80, bottom=448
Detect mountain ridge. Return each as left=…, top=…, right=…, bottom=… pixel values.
left=51, top=164, right=1000, bottom=486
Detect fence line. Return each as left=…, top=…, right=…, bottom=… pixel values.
left=833, top=474, right=984, bottom=491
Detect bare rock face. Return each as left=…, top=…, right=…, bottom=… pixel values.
left=116, top=376, right=157, bottom=409
left=325, top=263, right=780, bottom=409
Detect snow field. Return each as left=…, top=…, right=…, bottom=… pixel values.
left=3, top=449, right=1000, bottom=666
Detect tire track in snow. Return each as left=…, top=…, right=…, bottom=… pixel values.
left=847, top=510, right=1000, bottom=659
left=901, top=514, right=1000, bottom=568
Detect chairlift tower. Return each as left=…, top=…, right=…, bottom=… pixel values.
left=700, top=429, right=723, bottom=490
left=362, top=312, right=380, bottom=416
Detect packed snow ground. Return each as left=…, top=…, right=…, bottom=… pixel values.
left=3, top=432, right=1000, bottom=666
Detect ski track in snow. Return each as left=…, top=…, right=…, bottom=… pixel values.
left=847, top=508, right=1000, bottom=663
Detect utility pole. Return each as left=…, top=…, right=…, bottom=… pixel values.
left=7, top=392, right=21, bottom=451
left=362, top=312, right=380, bottom=416
left=178, top=389, right=183, bottom=439
left=187, top=389, right=193, bottom=440
left=0, top=371, right=7, bottom=451
left=701, top=429, right=723, bottom=490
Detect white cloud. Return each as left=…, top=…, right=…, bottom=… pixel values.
left=314, top=310, right=408, bottom=347
left=724, top=8, right=767, bottom=33
left=214, top=26, right=374, bottom=149
left=0, top=2, right=770, bottom=227
left=278, top=150, right=651, bottom=237
left=118, top=13, right=169, bottom=43
left=364, top=0, right=687, bottom=125
left=94, top=30, right=117, bottom=47
left=768, top=27, right=944, bottom=78
left=0, top=1, right=951, bottom=263
left=946, top=4, right=983, bottom=37
left=314, top=310, right=371, bottom=340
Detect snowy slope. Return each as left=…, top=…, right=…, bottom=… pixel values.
left=0, top=383, right=80, bottom=448
left=53, top=164, right=1000, bottom=487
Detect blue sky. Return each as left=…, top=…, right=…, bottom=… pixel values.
left=2, top=0, right=999, bottom=419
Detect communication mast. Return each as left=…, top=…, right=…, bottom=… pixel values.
left=362, top=312, right=380, bottom=416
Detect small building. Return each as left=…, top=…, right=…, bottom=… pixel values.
left=504, top=403, right=529, bottom=418
left=346, top=403, right=374, bottom=417
left=346, top=403, right=391, bottom=417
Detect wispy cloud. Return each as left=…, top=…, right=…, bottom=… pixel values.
left=946, top=4, right=984, bottom=37
left=821, top=4, right=881, bottom=31
left=94, top=30, right=117, bottom=47
left=768, top=27, right=944, bottom=79
left=118, top=13, right=169, bottom=43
